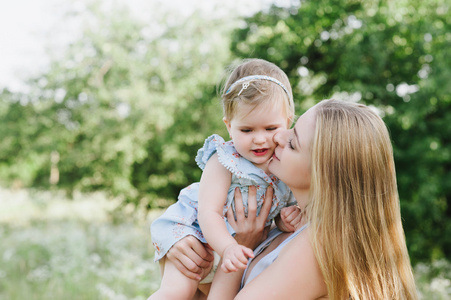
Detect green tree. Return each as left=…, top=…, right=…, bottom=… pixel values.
left=229, top=0, right=451, bottom=263
left=0, top=2, right=235, bottom=208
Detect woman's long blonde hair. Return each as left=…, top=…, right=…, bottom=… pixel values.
left=308, top=99, right=418, bottom=300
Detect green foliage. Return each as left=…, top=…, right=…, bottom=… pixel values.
left=0, top=3, right=232, bottom=208
left=414, top=259, right=451, bottom=299
left=230, top=0, right=451, bottom=263
left=1, top=0, right=449, bottom=265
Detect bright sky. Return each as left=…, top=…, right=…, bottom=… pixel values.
left=0, top=1, right=53, bottom=90
left=0, top=0, right=287, bottom=92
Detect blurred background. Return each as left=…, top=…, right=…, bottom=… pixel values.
left=0, top=0, right=450, bottom=299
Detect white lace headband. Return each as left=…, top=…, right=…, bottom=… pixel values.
left=225, top=75, right=291, bottom=101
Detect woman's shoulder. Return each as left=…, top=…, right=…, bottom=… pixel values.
left=276, top=227, right=328, bottom=298
left=282, top=225, right=313, bottom=258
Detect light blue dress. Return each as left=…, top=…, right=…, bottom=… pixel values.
left=151, top=134, right=295, bottom=261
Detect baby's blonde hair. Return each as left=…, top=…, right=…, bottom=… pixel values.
left=221, top=59, right=295, bottom=126
left=308, top=99, right=418, bottom=300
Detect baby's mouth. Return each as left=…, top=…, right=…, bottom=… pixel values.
left=252, top=148, right=269, bottom=156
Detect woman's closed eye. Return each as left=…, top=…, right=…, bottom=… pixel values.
left=288, top=139, right=295, bottom=150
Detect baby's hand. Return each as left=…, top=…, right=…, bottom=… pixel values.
left=221, top=243, right=254, bottom=273
left=277, top=205, right=302, bottom=232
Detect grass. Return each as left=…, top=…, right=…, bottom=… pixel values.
left=0, top=187, right=450, bottom=299
left=0, top=187, right=161, bottom=300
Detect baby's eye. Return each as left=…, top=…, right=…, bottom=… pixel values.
left=266, top=127, right=278, bottom=131
left=241, top=129, right=252, bottom=133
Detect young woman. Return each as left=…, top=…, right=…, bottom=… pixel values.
left=169, top=99, right=419, bottom=299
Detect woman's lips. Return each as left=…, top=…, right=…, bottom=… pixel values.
left=252, top=149, right=268, bottom=156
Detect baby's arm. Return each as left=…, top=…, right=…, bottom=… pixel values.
left=198, top=153, right=253, bottom=272
left=275, top=205, right=302, bottom=232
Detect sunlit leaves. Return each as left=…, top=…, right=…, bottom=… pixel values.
left=231, top=0, right=451, bottom=263
left=0, top=2, right=234, bottom=208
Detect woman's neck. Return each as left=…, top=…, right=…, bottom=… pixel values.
left=292, top=188, right=310, bottom=211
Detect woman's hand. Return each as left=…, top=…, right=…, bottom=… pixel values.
left=227, top=186, right=273, bottom=250
left=166, top=235, right=214, bottom=281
